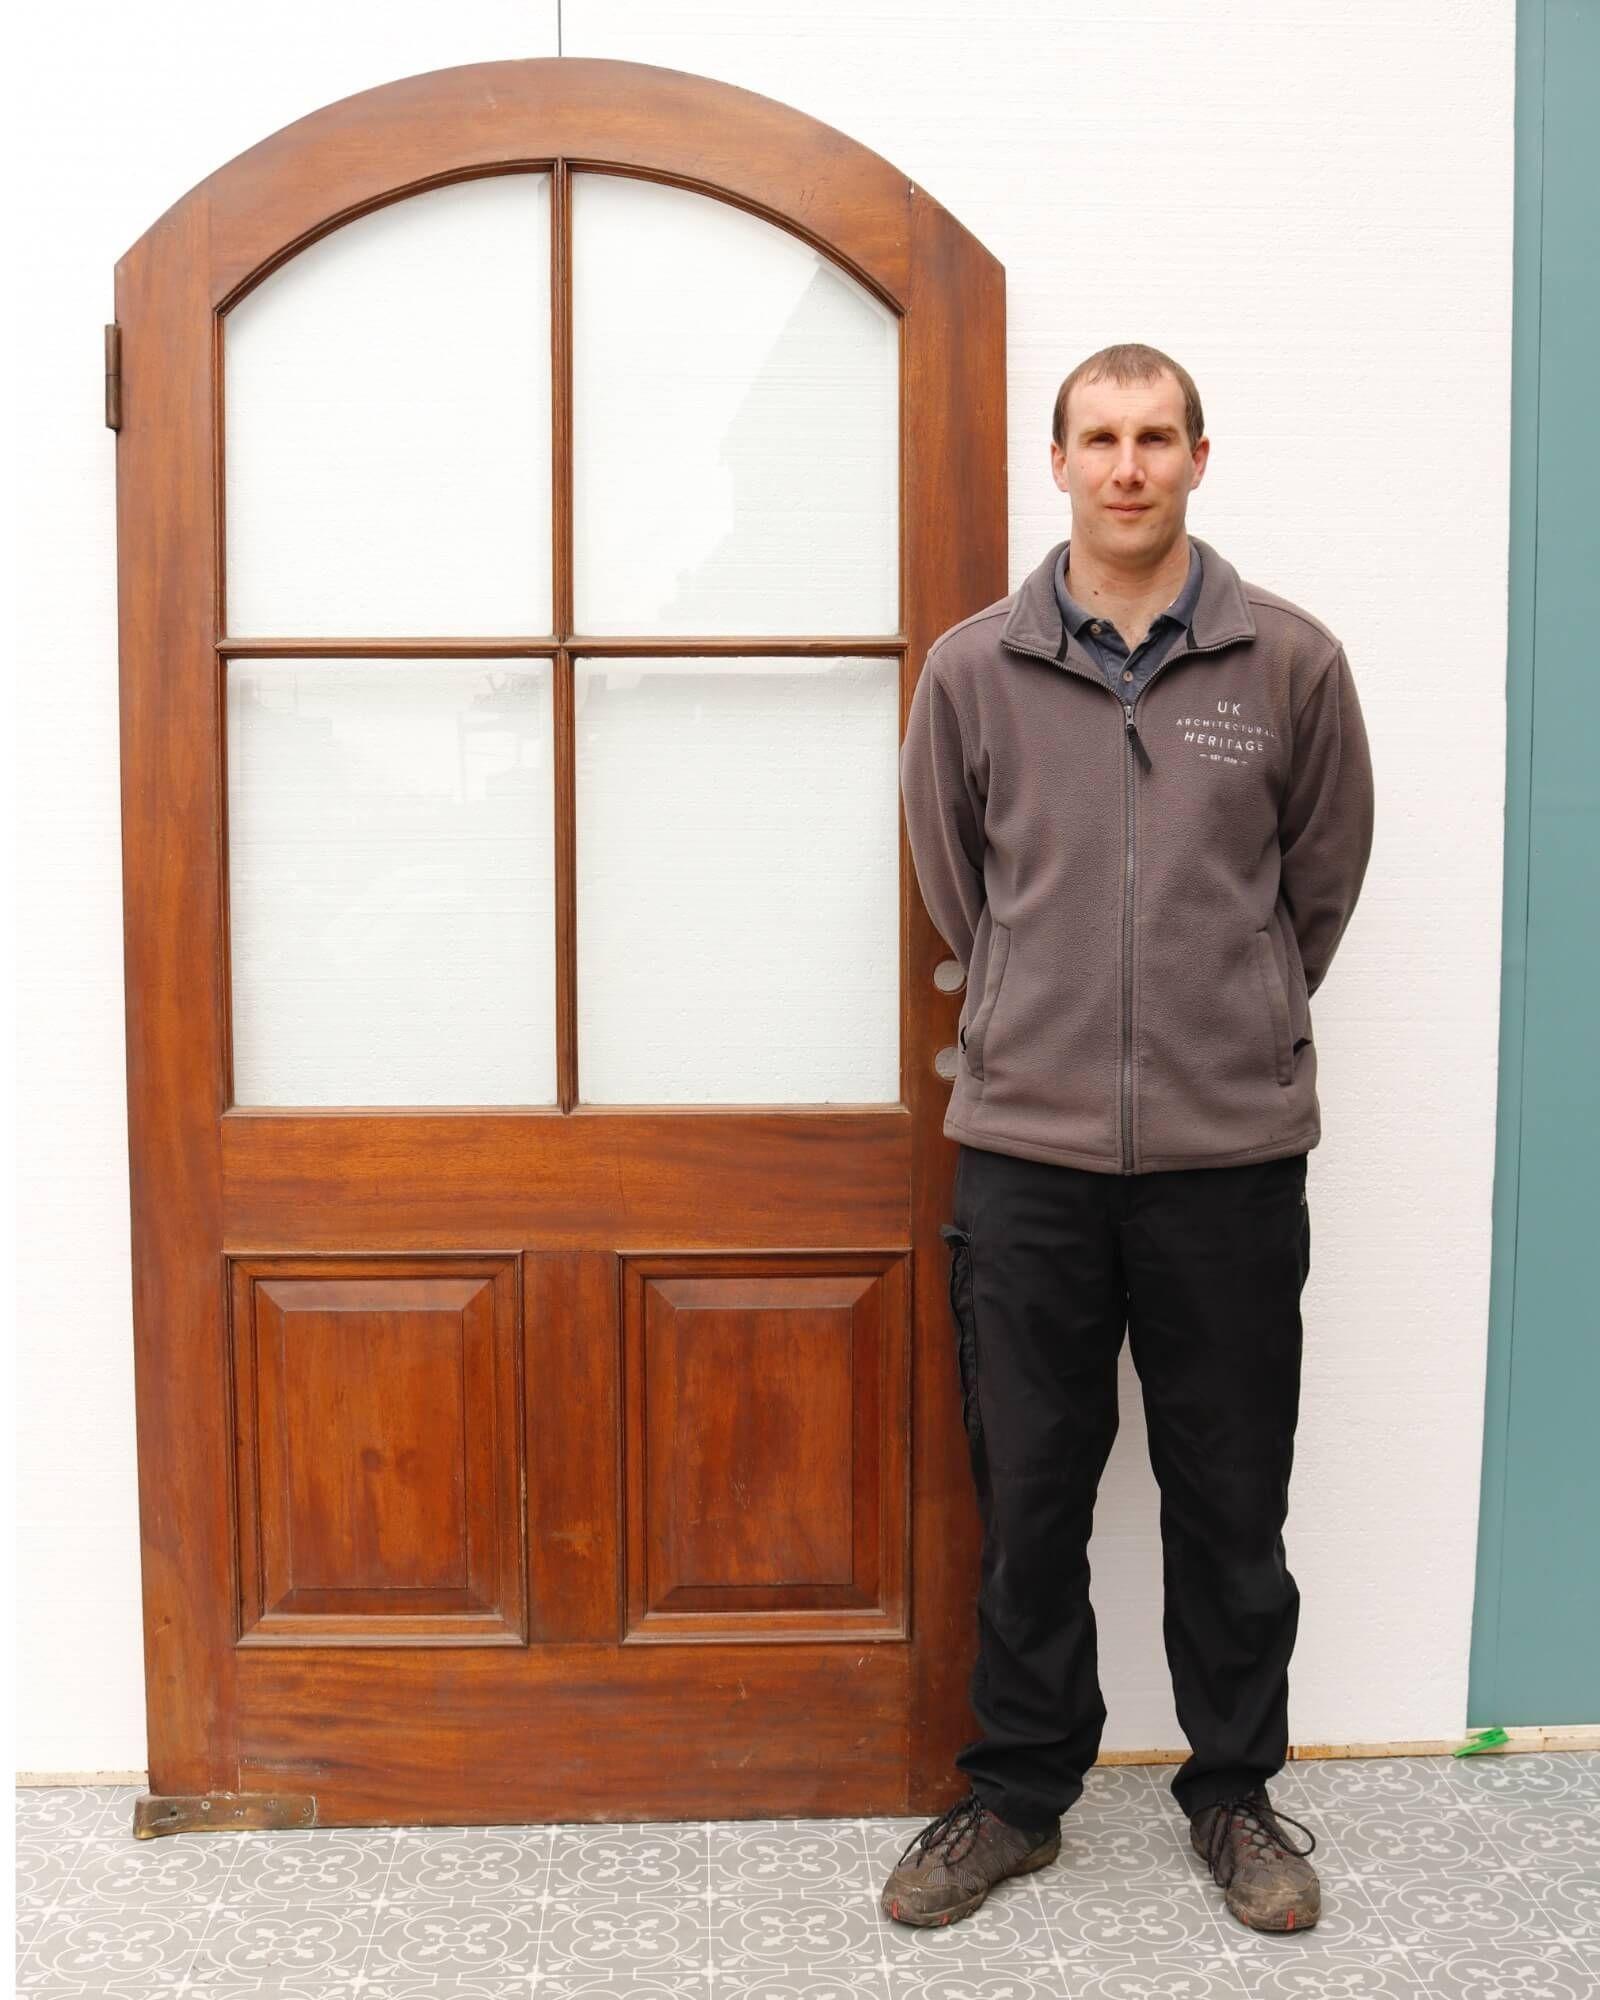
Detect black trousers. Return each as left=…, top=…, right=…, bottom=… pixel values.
left=941, top=1139, right=1311, bottom=1831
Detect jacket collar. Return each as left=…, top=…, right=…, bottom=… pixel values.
left=1000, top=533, right=1257, bottom=662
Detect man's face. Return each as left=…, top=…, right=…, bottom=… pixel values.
left=1049, top=371, right=1208, bottom=558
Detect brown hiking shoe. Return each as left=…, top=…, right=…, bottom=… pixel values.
left=1191, top=1787, right=1321, bottom=1932
left=880, top=1791, right=1060, bottom=1928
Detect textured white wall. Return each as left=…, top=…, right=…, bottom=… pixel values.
left=15, top=0, right=1514, bottom=1775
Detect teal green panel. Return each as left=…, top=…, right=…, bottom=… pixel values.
left=1470, top=0, right=1600, bottom=1726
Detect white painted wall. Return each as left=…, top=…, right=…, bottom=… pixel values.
left=14, top=0, right=1515, bottom=1777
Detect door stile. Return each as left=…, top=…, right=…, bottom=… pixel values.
left=902, top=186, right=1008, bottom=1804
left=115, top=195, right=241, bottom=1797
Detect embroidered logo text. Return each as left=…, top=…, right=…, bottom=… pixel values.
left=1175, top=700, right=1278, bottom=768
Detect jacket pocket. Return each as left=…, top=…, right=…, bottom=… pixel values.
left=1253, top=927, right=1295, bottom=1087
left=938, top=1222, right=983, bottom=1451
left=959, top=922, right=1011, bottom=1082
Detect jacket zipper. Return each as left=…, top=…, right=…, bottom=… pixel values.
left=1121, top=702, right=1138, bottom=1168
left=1005, top=628, right=1243, bottom=1173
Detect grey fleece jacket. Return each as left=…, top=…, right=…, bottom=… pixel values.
left=899, top=533, right=1375, bottom=1174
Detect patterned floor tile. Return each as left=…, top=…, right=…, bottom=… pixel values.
left=882, top=1967, right=1073, bottom=1999
left=55, top=1830, right=244, bottom=1910
left=1041, top=1878, right=1238, bottom=1965
left=536, top=1980, right=715, bottom=2000
left=1313, top=1805, right=1515, bottom=1880
left=355, top=1898, right=546, bottom=1986
left=537, top=1893, right=708, bottom=1977
left=1358, top=1872, right=1568, bottom=1952
left=1443, top=1752, right=1600, bottom=1811
left=876, top=1872, right=1057, bottom=1971
left=1221, top=1945, right=1427, bottom=1998
left=1277, top=1756, right=1478, bottom=1815
left=20, top=1903, right=217, bottom=1992
left=711, top=1820, right=873, bottom=1895
left=716, top=1977, right=886, bottom=2000
left=1068, top=1966, right=1249, bottom=2000
left=1472, top=1799, right=1600, bottom=1871
left=15, top=1790, right=116, bottom=1843
left=541, top=1822, right=706, bottom=1901
left=1501, top=1864, right=1600, bottom=1945
left=12, top=1763, right=1600, bottom=1999
left=183, top=1901, right=377, bottom=1988
left=1054, top=1807, right=1190, bottom=1885
left=1402, top=1940, right=1599, bottom=1997
left=329, top=1827, right=524, bottom=1909
left=1079, top=1766, right=1166, bottom=1814
left=709, top=1888, right=891, bottom=1973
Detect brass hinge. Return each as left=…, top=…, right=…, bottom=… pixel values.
left=104, top=324, right=121, bottom=431
left=132, top=1789, right=317, bottom=1838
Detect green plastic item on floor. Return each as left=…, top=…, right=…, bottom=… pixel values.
left=1452, top=1726, right=1510, bottom=1756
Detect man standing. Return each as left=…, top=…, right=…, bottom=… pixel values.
left=886, top=344, right=1375, bottom=1935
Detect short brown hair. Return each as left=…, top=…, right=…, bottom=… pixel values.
left=1052, top=344, right=1205, bottom=453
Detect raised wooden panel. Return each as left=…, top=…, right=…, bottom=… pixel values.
left=228, top=1254, right=525, bottom=1645
left=622, top=1252, right=909, bottom=1642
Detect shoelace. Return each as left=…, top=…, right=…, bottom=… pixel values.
left=1204, top=1788, right=1318, bottom=1873
left=896, top=1790, right=988, bottom=1867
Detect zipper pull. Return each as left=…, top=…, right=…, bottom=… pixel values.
left=1125, top=704, right=1153, bottom=772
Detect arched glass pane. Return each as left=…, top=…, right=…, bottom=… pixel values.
left=572, top=174, right=899, bottom=636
left=227, top=660, right=556, bottom=1104
left=225, top=175, right=553, bottom=637
left=575, top=657, right=900, bottom=1102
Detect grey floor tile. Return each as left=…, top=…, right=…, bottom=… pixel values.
left=352, top=1898, right=546, bottom=1986
left=1314, top=1804, right=1516, bottom=1880
left=709, top=1888, right=891, bottom=1974
left=877, top=1870, right=1057, bottom=1972
left=381, top=1830, right=551, bottom=1907
left=184, top=1902, right=377, bottom=1988
left=15, top=1789, right=115, bottom=1844
left=1358, top=1872, right=1569, bottom=1951
left=542, top=1822, right=705, bottom=1903
left=538, top=1893, right=708, bottom=1977
left=715, top=1978, right=886, bottom=2000
left=883, top=1968, right=1075, bottom=2000
left=1507, top=1864, right=1600, bottom=1946
left=711, top=1821, right=873, bottom=1895
left=56, top=1830, right=241, bottom=1910
left=20, top=1902, right=218, bottom=1992
left=1054, top=1808, right=1188, bottom=1886
left=222, top=1829, right=404, bottom=1907
left=1445, top=1751, right=1600, bottom=1810
left=1041, top=1876, right=1239, bottom=1965
left=1078, top=1765, right=1166, bottom=1815
left=1473, top=1798, right=1600, bottom=1870
left=13, top=1764, right=1600, bottom=1998
left=537, top=1980, right=715, bottom=2000
left=1067, top=1968, right=1249, bottom=2000
left=1403, top=1940, right=1598, bottom=1998
left=1224, top=1946, right=1426, bottom=1998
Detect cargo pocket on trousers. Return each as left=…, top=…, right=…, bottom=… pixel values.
left=939, top=1222, right=983, bottom=1450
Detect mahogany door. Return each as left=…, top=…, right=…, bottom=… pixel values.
left=112, top=57, right=1005, bottom=1830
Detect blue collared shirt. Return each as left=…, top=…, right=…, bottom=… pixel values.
left=1052, top=536, right=1204, bottom=703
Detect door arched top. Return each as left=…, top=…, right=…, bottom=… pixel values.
left=117, top=57, right=997, bottom=313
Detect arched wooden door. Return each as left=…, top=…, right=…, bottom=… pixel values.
left=113, top=57, right=1005, bottom=1830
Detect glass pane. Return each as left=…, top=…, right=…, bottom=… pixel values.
left=227, top=660, right=556, bottom=1105
left=572, top=174, right=899, bottom=636
left=225, top=175, right=553, bottom=637
left=575, top=657, right=900, bottom=1102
